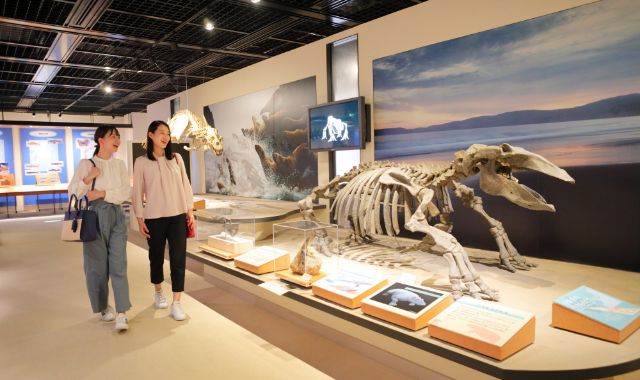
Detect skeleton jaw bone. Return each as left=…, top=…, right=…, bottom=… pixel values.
left=460, top=144, right=574, bottom=212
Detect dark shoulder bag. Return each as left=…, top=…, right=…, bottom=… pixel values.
left=62, top=159, right=99, bottom=242
left=79, top=159, right=100, bottom=242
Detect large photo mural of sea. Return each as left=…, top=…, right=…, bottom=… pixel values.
left=373, top=0, right=640, bottom=270
left=203, top=76, right=317, bottom=201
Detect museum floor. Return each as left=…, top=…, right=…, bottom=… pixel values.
left=0, top=215, right=437, bottom=380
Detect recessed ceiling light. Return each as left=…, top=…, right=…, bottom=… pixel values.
left=251, top=0, right=261, bottom=3
left=104, top=85, right=112, bottom=93
left=105, top=66, right=111, bottom=72
left=204, top=21, right=214, bottom=31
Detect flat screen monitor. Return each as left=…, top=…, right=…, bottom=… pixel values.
left=308, top=96, right=365, bottom=151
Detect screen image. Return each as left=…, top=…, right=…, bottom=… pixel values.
left=308, top=97, right=364, bottom=151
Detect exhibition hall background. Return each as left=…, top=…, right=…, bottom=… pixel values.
left=144, top=0, right=638, bottom=270
left=3, top=0, right=636, bottom=270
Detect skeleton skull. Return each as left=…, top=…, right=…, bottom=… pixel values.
left=456, top=143, right=574, bottom=211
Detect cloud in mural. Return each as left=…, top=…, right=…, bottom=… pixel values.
left=373, top=0, right=640, bottom=168
left=373, top=0, right=640, bottom=130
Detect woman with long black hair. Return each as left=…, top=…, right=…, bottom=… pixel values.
left=132, top=120, right=194, bottom=321
left=68, top=125, right=131, bottom=331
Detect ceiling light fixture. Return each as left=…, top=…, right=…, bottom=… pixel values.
left=204, top=20, right=214, bottom=31
left=104, top=85, right=112, bottom=93
left=105, top=66, right=111, bottom=72
left=251, top=0, right=261, bottom=3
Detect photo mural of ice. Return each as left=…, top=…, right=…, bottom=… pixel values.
left=203, top=76, right=317, bottom=201
left=372, top=0, right=640, bottom=270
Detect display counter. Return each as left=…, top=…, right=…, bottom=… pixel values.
left=186, top=234, right=640, bottom=380
left=0, top=183, right=69, bottom=216
left=192, top=194, right=326, bottom=240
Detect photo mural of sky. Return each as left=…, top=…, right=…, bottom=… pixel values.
left=373, top=0, right=640, bottom=166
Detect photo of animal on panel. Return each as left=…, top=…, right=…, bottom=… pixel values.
left=372, top=0, right=640, bottom=270
left=203, top=77, right=317, bottom=201
left=369, top=283, right=444, bottom=314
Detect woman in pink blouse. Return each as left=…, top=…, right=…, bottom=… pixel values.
left=132, top=120, right=194, bottom=321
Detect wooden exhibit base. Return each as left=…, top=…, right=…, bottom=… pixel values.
left=551, top=286, right=640, bottom=343
left=193, top=198, right=206, bottom=210
left=360, top=282, right=453, bottom=330
left=199, top=244, right=240, bottom=260
left=428, top=297, right=535, bottom=361
left=312, top=272, right=388, bottom=309
left=552, top=304, right=640, bottom=343
left=207, top=234, right=254, bottom=255
left=234, top=246, right=289, bottom=275
left=277, top=270, right=327, bottom=288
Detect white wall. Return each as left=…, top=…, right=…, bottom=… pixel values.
left=146, top=0, right=595, bottom=193
left=130, top=112, right=148, bottom=142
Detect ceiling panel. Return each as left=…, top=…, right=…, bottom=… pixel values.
left=1, top=0, right=74, bottom=24
left=0, top=0, right=422, bottom=115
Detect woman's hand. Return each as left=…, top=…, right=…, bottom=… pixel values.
left=83, top=166, right=101, bottom=185
left=137, top=217, right=150, bottom=239
left=187, top=210, right=195, bottom=230
left=86, top=190, right=105, bottom=201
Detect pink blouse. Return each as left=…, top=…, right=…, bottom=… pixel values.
left=132, top=153, right=193, bottom=219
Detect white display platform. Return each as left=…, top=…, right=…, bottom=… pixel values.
left=186, top=237, right=640, bottom=379
left=234, top=246, right=289, bottom=275
left=207, top=233, right=254, bottom=255
left=313, top=269, right=388, bottom=309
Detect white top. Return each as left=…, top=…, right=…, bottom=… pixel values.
left=132, top=153, right=194, bottom=219
left=68, top=156, right=131, bottom=205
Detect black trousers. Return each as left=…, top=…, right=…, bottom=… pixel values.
left=145, top=213, right=187, bottom=292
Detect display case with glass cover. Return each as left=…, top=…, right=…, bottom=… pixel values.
left=195, top=208, right=256, bottom=260
left=272, top=219, right=340, bottom=287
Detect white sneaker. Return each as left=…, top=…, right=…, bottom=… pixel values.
left=170, top=302, right=186, bottom=321
left=115, top=313, right=129, bottom=331
left=100, top=305, right=115, bottom=322
left=154, top=292, right=168, bottom=309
